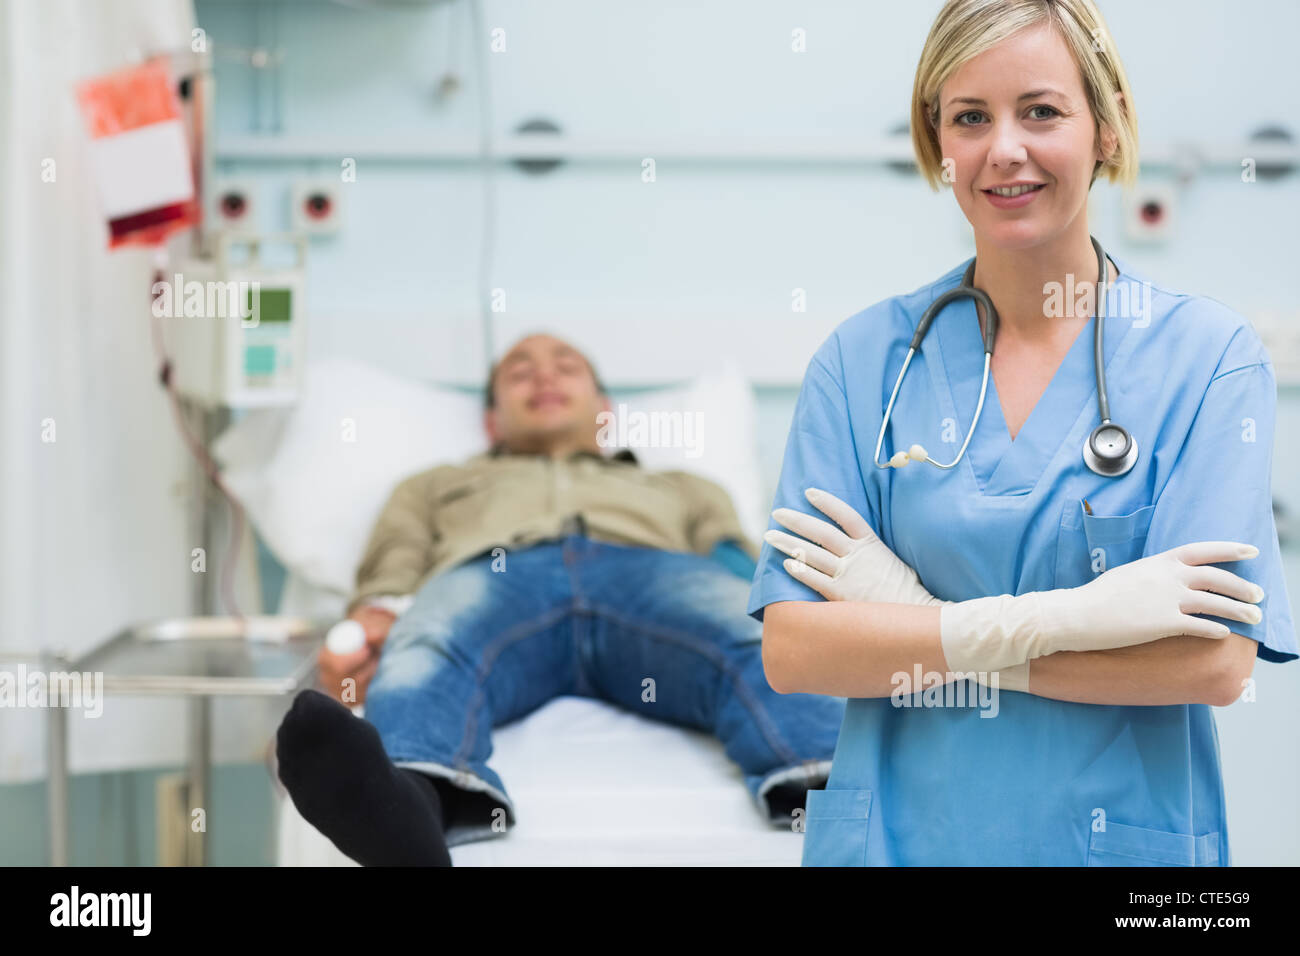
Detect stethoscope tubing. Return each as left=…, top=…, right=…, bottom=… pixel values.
left=873, top=236, right=1128, bottom=476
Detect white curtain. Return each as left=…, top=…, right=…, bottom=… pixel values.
left=0, top=0, right=273, bottom=785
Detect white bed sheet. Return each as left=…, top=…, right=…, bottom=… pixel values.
left=276, top=695, right=804, bottom=867
left=274, top=572, right=804, bottom=867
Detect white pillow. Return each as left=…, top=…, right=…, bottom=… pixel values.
left=213, top=356, right=762, bottom=598
left=613, top=361, right=764, bottom=545
left=213, top=356, right=487, bottom=595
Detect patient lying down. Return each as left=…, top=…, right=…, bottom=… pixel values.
left=275, top=333, right=842, bottom=866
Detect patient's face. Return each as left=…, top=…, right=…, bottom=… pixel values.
left=486, top=335, right=608, bottom=453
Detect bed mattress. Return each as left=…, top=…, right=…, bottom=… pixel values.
left=276, top=694, right=804, bottom=867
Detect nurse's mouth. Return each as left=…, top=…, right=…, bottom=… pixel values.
left=982, top=182, right=1046, bottom=209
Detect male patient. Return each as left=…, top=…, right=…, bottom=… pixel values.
left=275, top=333, right=842, bottom=866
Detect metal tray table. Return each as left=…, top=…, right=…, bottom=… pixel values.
left=45, top=616, right=329, bottom=865
left=74, top=616, right=325, bottom=696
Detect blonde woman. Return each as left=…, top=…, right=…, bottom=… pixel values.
left=751, top=0, right=1294, bottom=866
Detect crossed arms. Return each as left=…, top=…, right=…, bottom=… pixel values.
left=761, top=490, right=1259, bottom=707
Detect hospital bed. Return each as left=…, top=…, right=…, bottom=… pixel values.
left=214, top=355, right=804, bottom=866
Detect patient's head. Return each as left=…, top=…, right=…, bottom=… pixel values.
left=484, top=333, right=611, bottom=456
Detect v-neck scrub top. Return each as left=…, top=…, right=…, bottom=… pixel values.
left=748, top=252, right=1297, bottom=866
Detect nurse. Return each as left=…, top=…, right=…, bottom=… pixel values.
left=749, top=0, right=1296, bottom=866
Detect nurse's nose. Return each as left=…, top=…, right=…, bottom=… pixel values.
left=987, top=115, right=1029, bottom=168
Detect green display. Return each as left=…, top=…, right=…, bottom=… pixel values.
left=248, top=287, right=292, bottom=323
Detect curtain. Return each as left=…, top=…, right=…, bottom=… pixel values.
left=0, top=0, right=271, bottom=786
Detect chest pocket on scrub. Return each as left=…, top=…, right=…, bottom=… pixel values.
left=1054, top=500, right=1156, bottom=586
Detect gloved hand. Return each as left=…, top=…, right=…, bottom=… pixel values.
left=764, top=487, right=948, bottom=606
left=940, top=540, right=1266, bottom=676
left=765, top=488, right=1027, bottom=690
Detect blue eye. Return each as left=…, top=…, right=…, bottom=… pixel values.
left=954, top=105, right=1060, bottom=126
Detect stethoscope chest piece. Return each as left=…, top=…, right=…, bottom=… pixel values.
left=1083, top=421, right=1138, bottom=477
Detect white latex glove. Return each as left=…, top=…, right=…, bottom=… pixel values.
left=764, top=488, right=949, bottom=606
left=763, top=488, right=1030, bottom=690
left=941, top=540, right=1266, bottom=676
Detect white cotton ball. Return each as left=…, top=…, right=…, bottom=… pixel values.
left=325, top=619, right=366, bottom=655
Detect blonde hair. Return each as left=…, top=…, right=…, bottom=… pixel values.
left=910, top=0, right=1139, bottom=192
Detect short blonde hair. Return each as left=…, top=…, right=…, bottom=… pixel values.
left=910, top=0, right=1139, bottom=192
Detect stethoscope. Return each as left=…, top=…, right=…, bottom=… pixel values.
left=873, top=235, right=1138, bottom=478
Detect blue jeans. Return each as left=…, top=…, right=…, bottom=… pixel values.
left=365, top=535, right=842, bottom=847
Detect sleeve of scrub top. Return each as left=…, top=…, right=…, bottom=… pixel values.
left=747, top=339, right=881, bottom=621
left=1141, top=357, right=1297, bottom=663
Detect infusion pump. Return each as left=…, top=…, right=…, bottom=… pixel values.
left=159, top=232, right=307, bottom=408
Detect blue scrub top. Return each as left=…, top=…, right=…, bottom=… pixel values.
left=748, top=252, right=1297, bottom=867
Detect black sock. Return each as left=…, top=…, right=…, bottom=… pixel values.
left=275, top=689, right=452, bottom=867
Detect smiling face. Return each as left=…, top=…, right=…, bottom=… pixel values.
left=484, top=334, right=609, bottom=454
left=936, top=22, right=1116, bottom=250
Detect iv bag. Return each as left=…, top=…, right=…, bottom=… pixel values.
left=76, top=58, right=200, bottom=249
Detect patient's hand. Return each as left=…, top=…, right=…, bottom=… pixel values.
left=317, top=606, right=396, bottom=706
left=764, top=488, right=947, bottom=606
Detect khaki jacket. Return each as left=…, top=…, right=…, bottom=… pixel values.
left=348, top=448, right=756, bottom=614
